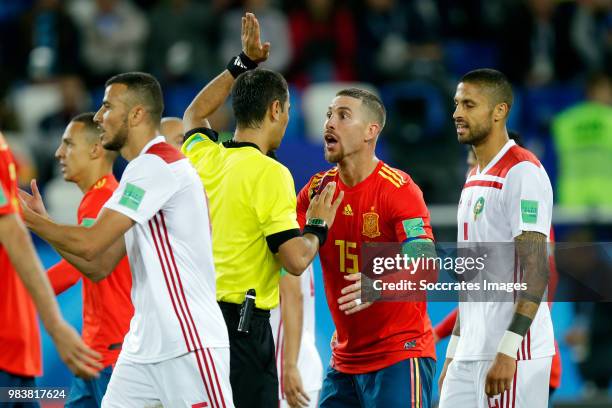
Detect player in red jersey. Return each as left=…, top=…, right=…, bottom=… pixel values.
left=0, top=131, right=101, bottom=399
left=297, top=88, right=436, bottom=407
left=20, top=113, right=134, bottom=407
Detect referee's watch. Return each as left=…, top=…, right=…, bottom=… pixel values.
left=303, top=218, right=329, bottom=246
left=305, top=218, right=327, bottom=228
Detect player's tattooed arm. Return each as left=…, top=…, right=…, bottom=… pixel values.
left=484, top=231, right=548, bottom=397
left=510, top=231, right=549, bottom=336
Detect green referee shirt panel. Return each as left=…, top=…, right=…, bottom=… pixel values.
left=552, top=102, right=612, bottom=206
left=182, top=131, right=299, bottom=309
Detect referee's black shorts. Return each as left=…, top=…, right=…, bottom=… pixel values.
left=218, top=301, right=278, bottom=408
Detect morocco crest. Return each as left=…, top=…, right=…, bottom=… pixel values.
left=362, top=211, right=381, bottom=238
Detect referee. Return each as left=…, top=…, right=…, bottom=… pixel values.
left=181, top=13, right=343, bottom=408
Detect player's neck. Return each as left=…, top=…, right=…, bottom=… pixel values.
left=474, top=130, right=509, bottom=172
left=233, top=128, right=271, bottom=154
left=77, top=163, right=112, bottom=193
left=123, top=127, right=158, bottom=161
left=338, top=154, right=379, bottom=187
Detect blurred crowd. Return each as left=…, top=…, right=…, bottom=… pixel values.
left=0, top=0, right=611, bottom=205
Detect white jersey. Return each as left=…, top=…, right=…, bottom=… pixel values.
left=455, top=139, right=555, bottom=361
left=104, top=136, right=228, bottom=363
left=270, top=264, right=323, bottom=396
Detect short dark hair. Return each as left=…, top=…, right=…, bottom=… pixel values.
left=232, top=69, right=288, bottom=129
left=460, top=68, right=514, bottom=111
left=70, top=112, right=118, bottom=162
left=508, top=130, right=524, bottom=147
left=105, top=72, right=164, bottom=126
left=336, top=88, right=386, bottom=131
left=70, top=112, right=98, bottom=137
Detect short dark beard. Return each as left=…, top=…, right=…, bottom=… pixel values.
left=103, top=119, right=129, bottom=151
left=458, top=119, right=492, bottom=147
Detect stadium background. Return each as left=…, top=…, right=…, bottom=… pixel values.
left=0, top=0, right=610, bottom=406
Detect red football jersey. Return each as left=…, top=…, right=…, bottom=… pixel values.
left=47, top=174, right=133, bottom=367
left=297, top=161, right=436, bottom=374
left=0, top=135, right=41, bottom=376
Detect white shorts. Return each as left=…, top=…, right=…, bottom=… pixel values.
left=439, top=357, right=552, bottom=408
left=279, top=390, right=319, bottom=408
left=102, top=348, right=234, bottom=408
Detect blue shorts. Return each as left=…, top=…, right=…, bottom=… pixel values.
left=319, top=357, right=435, bottom=408
left=0, top=370, right=39, bottom=408
left=65, top=365, right=113, bottom=408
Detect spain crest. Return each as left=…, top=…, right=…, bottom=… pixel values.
left=362, top=211, right=381, bottom=238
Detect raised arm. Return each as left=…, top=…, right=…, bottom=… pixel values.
left=183, top=12, right=270, bottom=132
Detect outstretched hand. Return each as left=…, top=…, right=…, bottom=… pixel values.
left=18, top=179, right=48, bottom=218
left=241, top=12, right=270, bottom=63
left=49, top=320, right=103, bottom=379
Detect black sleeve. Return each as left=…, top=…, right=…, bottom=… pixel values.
left=266, top=228, right=301, bottom=253
left=184, top=127, right=219, bottom=143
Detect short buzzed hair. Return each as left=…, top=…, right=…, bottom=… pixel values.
left=336, top=88, right=386, bottom=131
left=460, top=69, right=514, bottom=110
left=70, top=112, right=118, bottom=162
left=105, top=72, right=164, bottom=126
left=232, top=69, right=288, bottom=129
left=71, top=112, right=98, bottom=141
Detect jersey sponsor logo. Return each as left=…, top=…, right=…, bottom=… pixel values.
left=402, top=217, right=426, bottom=239
left=521, top=199, right=539, bottom=223
left=81, top=218, right=96, bottom=227
left=343, top=204, right=353, bottom=216
left=473, top=196, right=485, bottom=220
left=119, top=183, right=145, bottom=211
left=0, top=185, right=7, bottom=207
left=362, top=210, right=381, bottom=238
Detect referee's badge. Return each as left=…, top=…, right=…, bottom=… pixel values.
left=473, top=196, right=485, bottom=220
left=362, top=209, right=381, bottom=238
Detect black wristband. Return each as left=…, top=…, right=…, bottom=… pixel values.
left=302, top=224, right=328, bottom=246
left=226, top=52, right=258, bottom=78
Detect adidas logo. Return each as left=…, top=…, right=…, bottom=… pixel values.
left=233, top=56, right=247, bottom=69
left=343, top=204, right=353, bottom=216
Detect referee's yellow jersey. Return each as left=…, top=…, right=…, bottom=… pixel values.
left=182, top=129, right=300, bottom=310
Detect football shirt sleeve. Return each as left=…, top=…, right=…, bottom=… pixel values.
left=503, top=162, right=553, bottom=238
left=389, top=182, right=434, bottom=243
left=253, top=163, right=300, bottom=253
left=296, top=180, right=311, bottom=229
left=104, top=156, right=179, bottom=224
left=181, top=129, right=219, bottom=163
left=47, top=260, right=81, bottom=295
left=0, top=178, right=13, bottom=216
